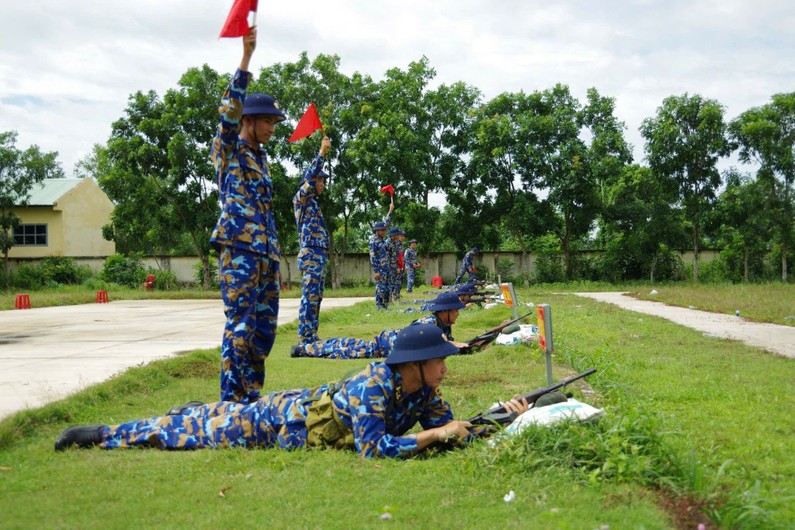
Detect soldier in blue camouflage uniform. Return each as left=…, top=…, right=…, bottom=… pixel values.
left=454, top=247, right=480, bottom=286
left=369, top=203, right=393, bottom=309
left=289, top=291, right=467, bottom=359
left=293, top=135, right=332, bottom=345
left=404, top=239, right=420, bottom=293
left=209, top=29, right=285, bottom=404
left=54, top=323, right=530, bottom=457
left=389, top=228, right=406, bottom=301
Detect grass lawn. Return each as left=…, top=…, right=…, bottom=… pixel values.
left=1, top=285, right=793, bottom=528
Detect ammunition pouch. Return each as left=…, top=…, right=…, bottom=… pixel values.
left=305, top=391, right=355, bottom=449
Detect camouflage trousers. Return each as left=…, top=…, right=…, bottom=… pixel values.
left=297, top=246, right=327, bottom=344
left=406, top=267, right=416, bottom=293
left=374, top=276, right=390, bottom=309
left=219, top=247, right=280, bottom=404
left=99, top=388, right=324, bottom=450
left=391, top=269, right=403, bottom=301
left=303, top=329, right=398, bottom=359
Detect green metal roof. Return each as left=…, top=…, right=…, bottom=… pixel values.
left=25, top=178, right=84, bottom=206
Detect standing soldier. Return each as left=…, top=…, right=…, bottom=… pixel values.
left=210, top=28, right=285, bottom=404
left=454, top=247, right=479, bottom=286
left=404, top=239, right=420, bottom=293
left=388, top=227, right=406, bottom=301
left=293, top=135, right=332, bottom=345
left=369, top=203, right=394, bottom=309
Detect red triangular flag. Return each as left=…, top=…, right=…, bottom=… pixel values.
left=380, top=184, right=395, bottom=196
left=288, top=103, right=324, bottom=142
left=219, top=0, right=259, bottom=39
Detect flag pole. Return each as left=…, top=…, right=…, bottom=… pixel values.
left=252, top=11, right=257, bottom=29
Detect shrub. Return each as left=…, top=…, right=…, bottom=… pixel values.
left=39, top=256, right=93, bottom=285
left=100, top=253, right=147, bottom=288
left=193, top=260, right=218, bottom=289
left=9, top=263, right=54, bottom=290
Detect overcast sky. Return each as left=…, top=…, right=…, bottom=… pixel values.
left=1, top=0, right=793, bottom=178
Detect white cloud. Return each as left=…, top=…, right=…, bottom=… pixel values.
left=0, top=0, right=792, bottom=175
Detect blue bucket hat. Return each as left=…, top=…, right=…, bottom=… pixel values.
left=388, top=227, right=405, bottom=237
left=373, top=221, right=388, bottom=232
left=471, top=247, right=479, bottom=254
left=386, top=322, right=459, bottom=365
left=425, top=291, right=465, bottom=312
left=455, top=283, right=477, bottom=295
left=242, top=93, right=286, bottom=122
left=409, top=239, right=417, bottom=244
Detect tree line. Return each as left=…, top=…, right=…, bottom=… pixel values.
left=4, top=53, right=794, bottom=287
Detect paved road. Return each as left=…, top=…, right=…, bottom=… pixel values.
left=0, top=297, right=369, bottom=420
left=573, top=292, right=795, bottom=359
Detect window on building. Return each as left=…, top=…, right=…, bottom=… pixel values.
left=13, top=224, right=48, bottom=246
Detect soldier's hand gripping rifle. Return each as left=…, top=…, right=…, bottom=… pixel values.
left=457, top=311, right=533, bottom=354
left=467, top=368, right=597, bottom=427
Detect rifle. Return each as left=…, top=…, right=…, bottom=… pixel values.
left=467, top=369, right=597, bottom=426
left=457, top=310, right=533, bottom=354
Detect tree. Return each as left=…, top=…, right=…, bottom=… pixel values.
left=0, top=131, right=64, bottom=282
left=711, top=169, right=770, bottom=282
left=94, top=65, right=225, bottom=288
left=641, top=93, right=731, bottom=282
left=600, top=164, right=687, bottom=282
left=729, top=92, right=795, bottom=281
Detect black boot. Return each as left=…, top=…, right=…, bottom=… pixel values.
left=54, top=424, right=106, bottom=451
left=290, top=345, right=306, bottom=358
left=166, top=401, right=204, bottom=415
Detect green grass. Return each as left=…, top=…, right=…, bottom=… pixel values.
left=2, top=287, right=793, bottom=528
left=629, top=282, right=795, bottom=326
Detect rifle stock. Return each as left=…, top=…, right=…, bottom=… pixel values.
left=458, top=310, right=533, bottom=354
left=467, top=368, right=597, bottom=426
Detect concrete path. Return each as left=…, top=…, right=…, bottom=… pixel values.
left=0, top=297, right=369, bottom=420
left=573, top=292, right=795, bottom=359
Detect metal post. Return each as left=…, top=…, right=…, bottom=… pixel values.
left=536, top=304, right=554, bottom=385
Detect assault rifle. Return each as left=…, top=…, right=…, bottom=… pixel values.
left=467, top=368, right=597, bottom=426
left=457, top=310, right=533, bottom=354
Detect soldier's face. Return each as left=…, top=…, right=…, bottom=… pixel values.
left=315, top=177, right=325, bottom=195
left=420, top=358, right=447, bottom=388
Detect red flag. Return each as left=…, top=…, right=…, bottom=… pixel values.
left=288, top=103, right=324, bottom=142
left=380, top=184, right=395, bottom=196
left=219, top=0, right=258, bottom=39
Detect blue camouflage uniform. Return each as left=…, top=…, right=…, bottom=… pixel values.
left=454, top=250, right=477, bottom=285
left=210, top=69, right=281, bottom=404
left=404, top=245, right=418, bottom=293
left=293, top=158, right=328, bottom=345
left=298, top=314, right=453, bottom=359
left=369, top=213, right=391, bottom=309
left=392, top=237, right=404, bottom=301
left=95, top=362, right=490, bottom=458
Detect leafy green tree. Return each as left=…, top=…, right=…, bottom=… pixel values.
left=94, top=65, right=224, bottom=288
left=729, top=92, right=795, bottom=281
left=641, top=93, right=732, bottom=282
left=600, top=165, right=687, bottom=281
left=0, top=131, right=63, bottom=282
left=711, top=170, right=770, bottom=282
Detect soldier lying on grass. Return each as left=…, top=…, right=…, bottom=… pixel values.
left=55, top=323, right=528, bottom=458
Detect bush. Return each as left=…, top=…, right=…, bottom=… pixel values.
left=100, top=253, right=147, bottom=288
left=9, top=263, right=55, bottom=290
left=4, top=257, right=93, bottom=289
left=193, top=260, right=218, bottom=289
left=150, top=269, right=178, bottom=290
left=39, top=256, right=93, bottom=285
